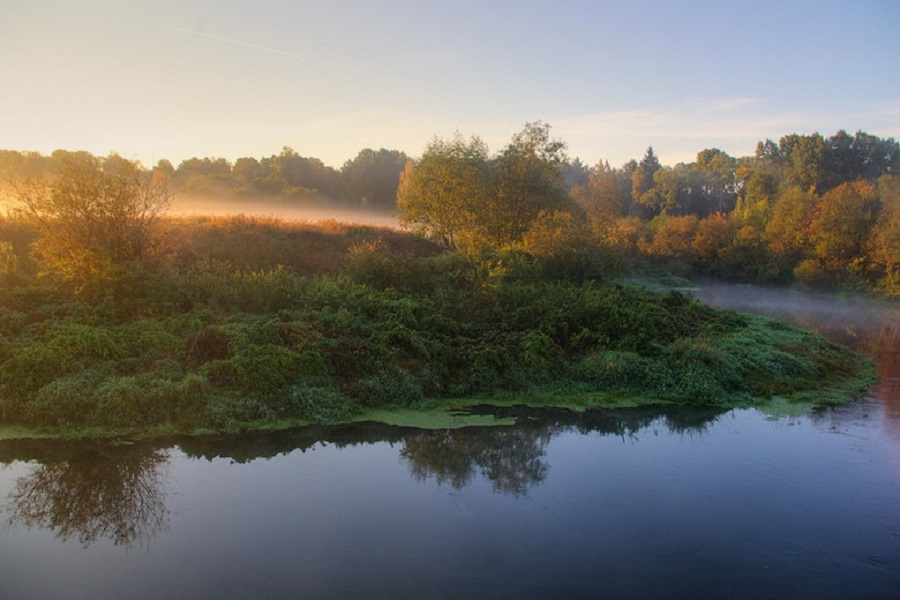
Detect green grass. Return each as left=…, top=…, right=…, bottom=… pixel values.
left=0, top=424, right=55, bottom=441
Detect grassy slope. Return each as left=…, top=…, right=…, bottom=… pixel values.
left=0, top=216, right=877, bottom=439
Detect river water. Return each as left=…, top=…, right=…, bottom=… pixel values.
left=1, top=285, right=898, bottom=599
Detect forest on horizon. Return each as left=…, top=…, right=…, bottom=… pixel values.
left=1, top=125, right=898, bottom=295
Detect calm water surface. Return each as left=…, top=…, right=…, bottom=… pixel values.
left=1, top=286, right=898, bottom=599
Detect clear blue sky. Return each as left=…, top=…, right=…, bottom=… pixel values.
left=1, top=0, right=898, bottom=169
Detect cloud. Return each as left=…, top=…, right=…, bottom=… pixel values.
left=554, top=99, right=794, bottom=141
left=172, top=27, right=313, bottom=62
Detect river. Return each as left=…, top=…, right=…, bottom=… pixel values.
left=1, top=285, right=898, bottom=599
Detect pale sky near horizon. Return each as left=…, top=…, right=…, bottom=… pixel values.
left=1, top=0, right=898, bottom=170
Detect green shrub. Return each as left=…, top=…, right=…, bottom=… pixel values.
left=662, top=338, right=745, bottom=405
left=0, top=342, right=63, bottom=394
left=205, top=396, right=277, bottom=431
left=24, top=369, right=110, bottom=426
left=47, top=322, right=128, bottom=363
left=227, top=345, right=293, bottom=394
left=521, top=330, right=564, bottom=375
left=711, top=333, right=815, bottom=395
left=95, top=376, right=158, bottom=429
left=345, top=240, right=430, bottom=292
left=126, top=320, right=184, bottom=358
left=232, top=267, right=304, bottom=312
left=574, top=350, right=656, bottom=390
left=185, top=326, right=232, bottom=367
left=354, top=367, right=424, bottom=408
left=279, top=385, right=353, bottom=424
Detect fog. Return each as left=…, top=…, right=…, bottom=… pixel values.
left=168, top=194, right=400, bottom=228
left=693, top=279, right=899, bottom=416
left=692, top=280, right=898, bottom=342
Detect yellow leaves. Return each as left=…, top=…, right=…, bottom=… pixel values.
left=12, top=156, right=171, bottom=285
left=521, top=210, right=592, bottom=261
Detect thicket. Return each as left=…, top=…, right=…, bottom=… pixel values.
left=0, top=215, right=875, bottom=436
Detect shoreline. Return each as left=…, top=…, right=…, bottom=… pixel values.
left=0, top=371, right=876, bottom=442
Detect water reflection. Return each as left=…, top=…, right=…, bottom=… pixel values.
left=1, top=442, right=169, bottom=547
left=401, top=428, right=551, bottom=494
left=1, top=406, right=726, bottom=545
left=176, top=405, right=726, bottom=497
left=394, top=405, right=727, bottom=494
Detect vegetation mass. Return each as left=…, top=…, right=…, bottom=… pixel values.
left=0, top=125, right=888, bottom=436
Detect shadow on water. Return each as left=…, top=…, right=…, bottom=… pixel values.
left=0, top=404, right=725, bottom=545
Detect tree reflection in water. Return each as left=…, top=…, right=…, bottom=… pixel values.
left=401, top=428, right=552, bottom=494
left=3, top=443, right=170, bottom=547
left=0, top=404, right=726, bottom=545
left=398, top=405, right=726, bottom=495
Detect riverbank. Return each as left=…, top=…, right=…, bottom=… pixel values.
left=0, top=218, right=878, bottom=440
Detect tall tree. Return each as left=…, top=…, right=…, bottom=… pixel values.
left=822, top=130, right=900, bottom=191
left=692, top=148, right=737, bottom=214
left=631, top=146, right=662, bottom=216
left=574, top=160, right=622, bottom=238
left=483, top=122, right=571, bottom=246
left=809, top=180, right=880, bottom=270
left=272, top=147, right=339, bottom=196
left=641, top=215, right=699, bottom=262
left=175, top=156, right=231, bottom=181
left=734, top=157, right=778, bottom=230
left=868, top=175, right=900, bottom=293
left=764, top=186, right=817, bottom=278
left=561, top=157, right=590, bottom=191
left=396, top=134, right=491, bottom=248
left=233, top=157, right=263, bottom=181
left=781, top=133, right=825, bottom=191
left=692, top=213, right=735, bottom=272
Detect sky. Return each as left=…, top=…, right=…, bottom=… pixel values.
left=1, top=0, right=898, bottom=170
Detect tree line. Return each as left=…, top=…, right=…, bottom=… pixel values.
left=397, top=125, right=899, bottom=294
left=0, top=146, right=409, bottom=211
left=1, top=124, right=897, bottom=293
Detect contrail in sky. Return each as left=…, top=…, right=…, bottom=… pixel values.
left=172, top=27, right=313, bottom=62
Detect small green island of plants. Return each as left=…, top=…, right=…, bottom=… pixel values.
left=0, top=136, right=883, bottom=439
left=0, top=220, right=875, bottom=439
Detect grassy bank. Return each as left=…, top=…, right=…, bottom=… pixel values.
left=0, top=216, right=876, bottom=439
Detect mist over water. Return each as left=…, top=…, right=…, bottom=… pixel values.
left=694, top=280, right=900, bottom=436
left=693, top=280, right=898, bottom=339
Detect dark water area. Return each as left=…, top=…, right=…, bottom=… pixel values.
left=1, top=287, right=899, bottom=599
